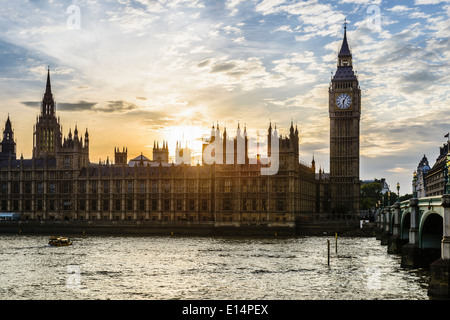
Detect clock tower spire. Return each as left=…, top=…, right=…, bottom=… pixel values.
left=329, top=20, right=361, bottom=215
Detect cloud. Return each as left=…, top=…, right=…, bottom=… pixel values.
left=194, top=57, right=286, bottom=91
left=388, top=5, right=412, bottom=12
left=271, top=51, right=324, bottom=85
left=197, top=59, right=210, bottom=68
left=57, top=101, right=98, bottom=112
left=97, top=101, right=139, bottom=113
left=341, top=0, right=382, bottom=3
left=21, top=100, right=139, bottom=113
left=255, top=0, right=287, bottom=15
left=3, top=0, right=450, bottom=195
left=387, top=167, right=412, bottom=173
left=20, top=101, right=40, bottom=109
left=226, top=0, right=246, bottom=16
left=397, top=70, right=441, bottom=93
left=274, top=25, right=294, bottom=33
left=255, top=0, right=346, bottom=42
left=415, top=0, right=450, bottom=4
left=210, top=62, right=237, bottom=73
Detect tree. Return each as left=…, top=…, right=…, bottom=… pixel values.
left=399, top=194, right=413, bottom=202
left=383, top=190, right=398, bottom=206
left=360, top=182, right=383, bottom=210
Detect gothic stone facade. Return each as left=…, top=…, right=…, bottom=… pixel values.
left=418, top=143, right=449, bottom=197
left=0, top=70, right=325, bottom=226
left=0, top=157, right=318, bottom=226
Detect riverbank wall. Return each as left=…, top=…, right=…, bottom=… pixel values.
left=0, top=220, right=361, bottom=237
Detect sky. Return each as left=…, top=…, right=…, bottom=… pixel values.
left=0, top=0, right=450, bottom=195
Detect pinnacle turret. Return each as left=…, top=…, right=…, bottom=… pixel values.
left=338, top=19, right=351, bottom=58
left=42, top=67, right=56, bottom=116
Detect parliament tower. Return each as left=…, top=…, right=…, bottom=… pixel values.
left=33, top=68, right=62, bottom=159
left=0, top=116, right=16, bottom=161
left=329, top=22, right=361, bottom=214
left=33, top=68, right=89, bottom=168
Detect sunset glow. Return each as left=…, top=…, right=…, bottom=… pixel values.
left=1, top=1, right=450, bottom=193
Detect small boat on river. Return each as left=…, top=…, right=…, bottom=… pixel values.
left=49, top=236, right=72, bottom=247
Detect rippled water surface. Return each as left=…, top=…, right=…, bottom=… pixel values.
left=0, top=235, right=430, bottom=300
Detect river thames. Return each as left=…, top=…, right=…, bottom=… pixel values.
left=0, top=235, right=430, bottom=300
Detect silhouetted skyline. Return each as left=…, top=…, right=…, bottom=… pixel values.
left=0, top=1, right=449, bottom=194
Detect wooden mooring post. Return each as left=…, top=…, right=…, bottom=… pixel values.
left=335, top=232, right=338, bottom=253
left=327, top=239, right=330, bottom=266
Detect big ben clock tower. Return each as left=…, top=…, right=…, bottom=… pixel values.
left=329, top=21, right=361, bottom=214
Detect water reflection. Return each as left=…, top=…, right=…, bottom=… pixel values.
left=0, top=235, right=430, bottom=300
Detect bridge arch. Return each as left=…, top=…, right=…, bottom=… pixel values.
left=384, top=210, right=390, bottom=230
left=380, top=211, right=387, bottom=229
left=400, top=211, right=410, bottom=240
left=419, top=211, right=443, bottom=249
left=389, top=210, right=395, bottom=232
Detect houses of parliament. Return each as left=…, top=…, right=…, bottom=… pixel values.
left=0, top=26, right=360, bottom=227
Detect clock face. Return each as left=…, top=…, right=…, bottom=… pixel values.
left=336, top=94, right=352, bottom=109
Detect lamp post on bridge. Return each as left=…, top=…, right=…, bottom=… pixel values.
left=378, top=200, right=384, bottom=230
left=388, top=191, right=391, bottom=207
left=413, top=171, right=417, bottom=199
left=375, top=202, right=379, bottom=228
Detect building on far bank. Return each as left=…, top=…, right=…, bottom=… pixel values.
left=423, top=143, right=449, bottom=197
left=128, top=153, right=152, bottom=167
left=0, top=23, right=362, bottom=225
left=411, top=141, right=450, bottom=198
left=0, top=69, right=333, bottom=226
left=415, top=155, right=431, bottom=198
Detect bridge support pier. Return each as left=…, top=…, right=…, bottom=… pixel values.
left=380, top=208, right=391, bottom=245
left=388, top=202, right=408, bottom=254
left=374, top=212, right=384, bottom=239
left=428, top=259, right=450, bottom=298
left=428, top=195, right=450, bottom=298
left=401, top=198, right=424, bottom=268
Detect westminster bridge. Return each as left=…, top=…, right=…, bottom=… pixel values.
left=374, top=194, right=450, bottom=298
